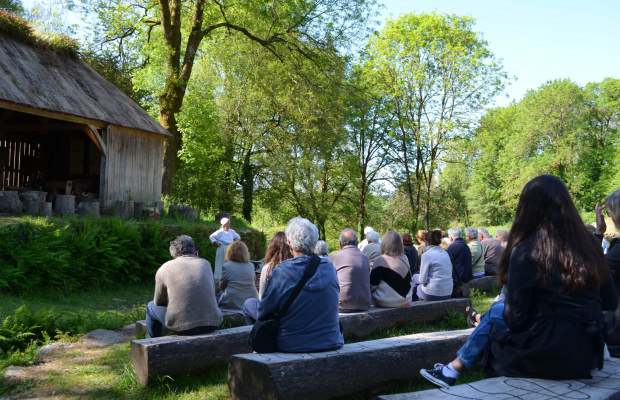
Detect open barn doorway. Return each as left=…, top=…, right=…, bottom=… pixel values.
left=0, top=108, right=105, bottom=203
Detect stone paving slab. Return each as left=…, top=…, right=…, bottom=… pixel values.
left=377, top=357, right=620, bottom=400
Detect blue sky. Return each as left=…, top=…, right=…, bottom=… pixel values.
left=379, top=0, right=620, bottom=106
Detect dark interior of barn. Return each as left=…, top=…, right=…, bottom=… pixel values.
left=0, top=108, right=103, bottom=202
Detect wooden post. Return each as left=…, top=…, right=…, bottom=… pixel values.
left=42, top=202, right=52, bottom=216
left=23, top=200, right=46, bottom=215
left=77, top=201, right=100, bottom=217
left=0, top=191, right=23, bottom=213
left=133, top=202, right=145, bottom=219
left=114, top=200, right=134, bottom=219
left=53, top=194, right=75, bottom=215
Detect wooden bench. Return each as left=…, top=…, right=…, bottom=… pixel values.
left=227, top=329, right=473, bottom=400
left=131, top=298, right=470, bottom=385
left=462, top=275, right=499, bottom=296
left=377, top=357, right=620, bottom=400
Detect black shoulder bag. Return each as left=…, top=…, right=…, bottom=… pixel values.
left=248, top=254, right=321, bottom=353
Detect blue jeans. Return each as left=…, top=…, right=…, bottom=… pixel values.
left=242, top=298, right=259, bottom=325
left=457, top=300, right=507, bottom=369
left=146, top=301, right=218, bottom=338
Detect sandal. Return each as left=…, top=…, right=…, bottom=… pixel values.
left=465, top=306, right=480, bottom=328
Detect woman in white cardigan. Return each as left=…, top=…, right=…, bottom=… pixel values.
left=412, top=229, right=453, bottom=301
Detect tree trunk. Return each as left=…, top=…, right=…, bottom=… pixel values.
left=159, top=86, right=185, bottom=195
left=241, top=152, right=254, bottom=223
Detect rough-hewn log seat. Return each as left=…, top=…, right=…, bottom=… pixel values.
left=227, top=329, right=473, bottom=400
left=131, top=298, right=470, bottom=385
left=377, top=357, right=620, bottom=400
left=462, top=275, right=499, bottom=296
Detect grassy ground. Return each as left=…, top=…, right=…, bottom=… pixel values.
left=1, top=284, right=501, bottom=399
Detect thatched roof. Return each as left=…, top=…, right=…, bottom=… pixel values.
left=0, top=35, right=170, bottom=137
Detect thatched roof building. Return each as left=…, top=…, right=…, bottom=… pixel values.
left=0, top=34, right=170, bottom=205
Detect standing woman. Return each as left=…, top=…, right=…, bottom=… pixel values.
left=420, top=175, right=617, bottom=388
left=209, top=217, right=241, bottom=288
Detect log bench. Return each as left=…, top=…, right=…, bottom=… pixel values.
left=377, top=357, right=620, bottom=400
left=462, top=275, right=499, bottom=296
left=227, top=329, right=473, bottom=400
left=131, top=298, right=470, bottom=385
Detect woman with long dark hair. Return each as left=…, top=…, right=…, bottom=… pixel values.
left=242, top=232, right=292, bottom=324
left=420, top=175, right=617, bottom=387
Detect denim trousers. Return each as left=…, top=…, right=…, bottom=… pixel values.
left=457, top=300, right=507, bottom=369
left=146, top=301, right=168, bottom=338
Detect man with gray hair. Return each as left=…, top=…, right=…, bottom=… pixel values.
left=495, top=229, right=509, bottom=248
left=465, top=227, right=484, bottom=277
left=329, top=229, right=372, bottom=312
left=258, top=217, right=344, bottom=352
left=146, top=235, right=223, bottom=338
left=446, top=227, right=473, bottom=297
left=362, top=230, right=382, bottom=267
left=478, top=228, right=502, bottom=276
left=314, top=240, right=329, bottom=256
left=358, top=226, right=380, bottom=251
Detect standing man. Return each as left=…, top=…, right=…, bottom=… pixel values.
left=146, top=235, right=223, bottom=338
left=209, top=217, right=241, bottom=288
left=478, top=228, right=502, bottom=276
left=446, top=227, right=473, bottom=297
left=329, top=228, right=372, bottom=312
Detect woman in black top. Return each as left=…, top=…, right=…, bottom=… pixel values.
left=420, top=175, right=618, bottom=388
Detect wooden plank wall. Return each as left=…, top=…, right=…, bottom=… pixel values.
left=104, top=126, right=164, bottom=203
left=0, top=138, right=41, bottom=190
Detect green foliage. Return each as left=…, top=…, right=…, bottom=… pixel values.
left=362, top=12, right=507, bottom=230
left=0, top=217, right=264, bottom=297
left=465, top=78, right=620, bottom=225
left=0, top=0, right=23, bottom=14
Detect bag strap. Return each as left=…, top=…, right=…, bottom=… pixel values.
left=274, top=254, right=321, bottom=322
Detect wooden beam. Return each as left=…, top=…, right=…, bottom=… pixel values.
left=83, top=125, right=107, bottom=156
left=228, top=329, right=472, bottom=400
left=1, top=122, right=82, bottom=133
left=0, top=100, right=105, bottom=127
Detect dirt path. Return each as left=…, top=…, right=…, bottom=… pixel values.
left=1, top=324, right=136, bottom=399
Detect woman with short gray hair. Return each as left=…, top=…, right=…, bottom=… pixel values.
left=370, top=231, right=413, bottom=308
left=257, top=217, right=343, bottom=352
left=285, top=216, right=320, bottom=253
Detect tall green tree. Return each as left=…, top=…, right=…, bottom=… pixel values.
left=362, top=12, right=506, bottom=230
left=344, top=65, right=395, bottom=234
left=467, top=78, right=620, bottom=223
left=81, top=0, right=378, bottom=194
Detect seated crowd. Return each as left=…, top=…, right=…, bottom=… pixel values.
left=144, top=181, right=620, bottom=390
